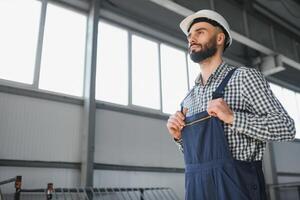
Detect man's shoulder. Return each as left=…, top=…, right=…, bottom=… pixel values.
left=226, top=64, right=267, bottom=89
left=226, top=63, right=250, bottom=72
left=226, top=64, right=261, bottom=78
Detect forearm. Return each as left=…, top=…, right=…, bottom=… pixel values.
left=231, top=111, right=295, bottom=141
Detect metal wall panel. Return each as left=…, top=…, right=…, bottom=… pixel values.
left=0, top=92, right=83, bottom=162
left=278, top=176, right=300, bottom=184
left=274, top=28, right=297, bottom=60
left=247, top=13, right=274, bottom=50
left=172, top=0, right=212, bottom=11
left=94, top=109, right=185, bottom=168
left=93, top=170, right=184, bottom=199
left=214, top=0, right=245, bottom=35
left=296, top=42, right=300, bottom=63
left=273, top=142, right=300, bottom=173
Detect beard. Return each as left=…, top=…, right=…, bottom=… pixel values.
left=189, top=37, right=217, bottom=63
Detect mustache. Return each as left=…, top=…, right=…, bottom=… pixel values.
left=188, top=43, right=202, bottom=52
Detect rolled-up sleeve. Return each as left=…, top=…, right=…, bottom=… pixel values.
left=230, top=68, right=296, bottom=142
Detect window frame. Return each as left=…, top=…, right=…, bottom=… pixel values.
left=95, top=18, right=190, bottom=115
left=38, top=1, right=88, bottom=97
left=130, top=32, right=161, bottom=110
left=0, top=0, right=88, bottom=100
left=0, top=0, right=42, bottom=87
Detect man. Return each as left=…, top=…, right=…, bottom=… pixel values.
left=166, top=9, right=295, bottom=200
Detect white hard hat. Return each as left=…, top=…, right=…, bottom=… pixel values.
left=179, top=9, right=232, bottom=48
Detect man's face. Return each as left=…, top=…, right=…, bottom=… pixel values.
left=187, top=22, right=220, bottom=63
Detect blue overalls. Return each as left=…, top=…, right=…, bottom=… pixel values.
left=181, top=68, right=267, bottom=200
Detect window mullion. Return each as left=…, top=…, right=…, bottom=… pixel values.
left=158, top=43, right=163, bottom=112
left=33, top=0, right=48, bottom=89
left=128, top=31, right=132, bottom=106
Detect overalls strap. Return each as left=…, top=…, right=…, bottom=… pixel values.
left=180, top=67, right=238, bottom=112
left=212, top=67, right=238, bottom=99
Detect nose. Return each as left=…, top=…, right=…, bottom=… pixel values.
left=188, top=33, right=196, bottom=47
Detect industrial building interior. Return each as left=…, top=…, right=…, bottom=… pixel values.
left=0, top=0, right=300, bottom=199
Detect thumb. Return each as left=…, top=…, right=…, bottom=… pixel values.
left=182, top=107, right=188, bottom=115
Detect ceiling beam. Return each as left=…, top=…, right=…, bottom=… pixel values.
left=148, top=0, right=300, bottom=72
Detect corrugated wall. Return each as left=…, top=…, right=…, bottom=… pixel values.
left=0, top=91, right=299, bottom=200
left=0, top=92, right=83, bottom=162
left=94, top=109, right=184, bottom=167
left=94, top=109, right=185, bottom=199
left=273, top=142, right=300, bottom=182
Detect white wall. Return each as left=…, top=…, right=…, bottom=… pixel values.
left=273, top=142, right=300, bottom=175
left=0, top=92, right=185, bottom=197
left=94, top=109, right=185, bottom=168
left=0, top=92, right=83, bottom=162
left=262, top=141, right=300, bottom=200
left=94, top=109, right=186, bottom=198
left=1, top=91, right=300, bottom=199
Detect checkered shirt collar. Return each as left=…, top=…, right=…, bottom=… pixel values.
left=194, top=61, right=227, bottom=86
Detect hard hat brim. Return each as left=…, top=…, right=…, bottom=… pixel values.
left=179, top=10, right=232, bottom=47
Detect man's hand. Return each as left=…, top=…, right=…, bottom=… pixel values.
left=167, top=108, right=188, bottom=140
left=207, top=98, right=234, bottom=124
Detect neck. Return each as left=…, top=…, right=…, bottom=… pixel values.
left=198, top=53, right=223, bottom=85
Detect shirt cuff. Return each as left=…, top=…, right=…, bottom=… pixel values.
left=173, top=137, right=183, bottom=144
left=173, top=137, right=184, bottom=153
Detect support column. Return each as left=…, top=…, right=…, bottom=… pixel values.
left=81, top=0, right=100, bottom=187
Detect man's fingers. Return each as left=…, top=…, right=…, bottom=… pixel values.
left=208, top=111, right=217, bottom=117
left=167, top=109, right=188, bottom=136
left=169, top=117, right=184, bottom=127
left=207, top=104, right=218, bottom=117
left=174, top=113, right=185, bottom=125
left=176, top=111, right=185, bottom=120
left=167, top=121, right=182, bottom=132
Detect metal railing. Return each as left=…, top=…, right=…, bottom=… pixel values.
left=0, top=176, right=179, bottom=200
left=3, top=176, right=300, bottom=200
left=0, top=176, right=22, bottom=200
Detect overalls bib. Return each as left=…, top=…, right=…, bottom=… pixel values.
left=181, top=68, right=267, bottom=200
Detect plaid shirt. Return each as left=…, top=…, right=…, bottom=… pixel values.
left=175, top=61, right=295, bottom=161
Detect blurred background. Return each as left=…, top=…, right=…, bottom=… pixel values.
left=0, top=0, right=300, bottom=199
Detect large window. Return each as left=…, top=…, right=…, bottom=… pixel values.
left=96, top=21, right=129, bottom=105
left=0, top=0, right=41, bottom=84
left=96, top=22, right=189, bottom=113
left=39, top=3, right=86, bottom=96
left=132, top=35, right=160, bottom=109
left=187, top=55, right=200, bottom=89
left=281, top=88, right=300, bottom=139
left=160, top=44, right=188, bottom=114
left=270, top=83, right=300, bottom=139
left=270, top=83, right=284, bottom=104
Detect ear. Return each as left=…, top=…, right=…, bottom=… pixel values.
left=216, top=32, right=225, bottom=46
